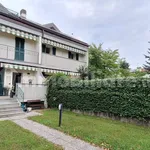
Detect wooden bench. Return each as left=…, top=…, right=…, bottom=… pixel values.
left=26, top=100, right=44, bottom=109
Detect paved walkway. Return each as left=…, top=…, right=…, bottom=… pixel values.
left=0, top=111, right=41, bottom=121
left=13, top=118, right=103, bottom=150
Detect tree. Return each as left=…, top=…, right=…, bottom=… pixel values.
left=131, top=70, right=146, bottom=77
left=77, top=65, right=88, bottom=80
left=118, top=58, right=130, bottom=77
left=101, top=49, right=119, bottom=78
left=119, top=58, right=130, bottom=69
left=88, top=44, right=103, bottom=78
left=144, top=48, right=150, bottom=72
left=89, top=43, right=119, bottom=79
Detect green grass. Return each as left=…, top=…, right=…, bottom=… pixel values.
left=29, top=109, right=150, bottom=150
left=0, top=120, right=62, bottom=150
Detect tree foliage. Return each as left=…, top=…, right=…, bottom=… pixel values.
left=77, top=65, right=88, bottom=80
left=144, top=48, right=150, bottom=72
left=89, top=44, right=119, bottom=78
left=119, top=58, right=130, bottom=69
left=118, top=58, right=130, bottom=77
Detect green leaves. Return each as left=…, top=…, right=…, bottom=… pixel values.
left=89, top=44, right=120, bottom=79
left=47, top=77, right=150, bottom=121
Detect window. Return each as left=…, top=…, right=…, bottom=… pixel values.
left=46, top=47, right=50, bottom=54
left=68, top=51, right=74, bottom=59
left=52, top=47, right=56, bottom=55
left=76, top=53, right=79, bottom=61
left=15, top=37, right=25, bottom=61
left=42, top=44, right=50, bottom=54
left=42, top=44, right=46, bottom=53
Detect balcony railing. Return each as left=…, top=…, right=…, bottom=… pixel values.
left=0, top=44, right=39, bottom=64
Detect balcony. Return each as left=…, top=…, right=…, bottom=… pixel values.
left=0, top=44, right=39, bottom=64
left=42, top=53, right=86, bottom=72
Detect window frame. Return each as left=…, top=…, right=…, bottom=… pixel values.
left=68, top=51, right=74, bottom=59
left=76, top=53, right=79, bottom=61
left=52, top=47, right=56, bottom=55
left=42, top=44, right=50, bottom=54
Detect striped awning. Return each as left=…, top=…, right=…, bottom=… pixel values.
left=1, top=63, right=79, bottom=76
left=0, top=24, right=38, bottom=41
left=1, top=63, right=38, bottom=71
left=41, top=68, right=79, bottom=76
left=42, top=38, right=86, bottom=55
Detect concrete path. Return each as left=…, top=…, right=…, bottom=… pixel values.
left=0, top=111, right=41, bottom=121
left=13, top=118, right=103, bottom=150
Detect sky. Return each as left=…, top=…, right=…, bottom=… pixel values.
left=0, top=0, right=150, bottom=69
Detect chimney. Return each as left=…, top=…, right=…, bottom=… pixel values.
left=20, top=9, right=27, bottom=19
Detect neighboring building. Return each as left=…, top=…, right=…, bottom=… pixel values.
left=0, top=3, right=89, bottom=96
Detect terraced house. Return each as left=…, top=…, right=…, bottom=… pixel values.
left=0, top=3, right=89, bottom=96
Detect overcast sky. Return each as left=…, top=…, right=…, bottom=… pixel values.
left=1, top=0, right=150, bottom=69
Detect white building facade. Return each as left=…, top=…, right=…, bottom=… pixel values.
left=0, top=4, right=89, bottom=96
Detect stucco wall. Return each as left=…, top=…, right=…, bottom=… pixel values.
left=42, top=53, right=86, bottom=72
left=3, top=68, right=37, bottom=88
left=44, top=33, right=88, bottom=52
left=41, top=45, right=87, bottom=71
left=56, top=48, right=86, bottom=62
left=0, top=17, right=89, bottom=71
left=0, top=32, right=39, bottom=63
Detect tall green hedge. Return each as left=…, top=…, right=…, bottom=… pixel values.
left=46, top=77, right=150, bottom=120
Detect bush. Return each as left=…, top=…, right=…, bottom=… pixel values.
left=46, top=77, right=150, bottom=120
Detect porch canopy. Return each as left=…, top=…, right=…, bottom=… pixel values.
left=0, top=63, right=38, bottom=71
left=0, top=24, right=38, bottom=41
left=0, top=63, right=79, bottom=76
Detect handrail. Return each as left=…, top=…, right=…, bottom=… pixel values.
left=16, top=84, right=24, bottom=103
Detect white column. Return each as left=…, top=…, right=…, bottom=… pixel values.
left=36, top=68, right=45, bottom=84
left=38, top=36, right=42, bottom=64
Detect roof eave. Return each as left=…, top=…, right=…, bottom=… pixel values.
left=0, top=12, right=89, bottom=47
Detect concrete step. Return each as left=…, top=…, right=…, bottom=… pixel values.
left=0, top=106, right=21, bottom=111
left=0, top=104, right=20, bottom=109
left=0, top=99, right=18, bottom=102
left=0, top=102, right=19, bottom=105
left=0, top=98, right=24, bottom=118
left=0, top=109, right=23, bottom=113
left=0, top=112, right=24, bottom=118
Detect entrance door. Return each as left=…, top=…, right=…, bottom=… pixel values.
left=15, top=37, right=25, bottom=61
left=0, top=68, right=4, bottom=96
left=12, top=73, right=22, bottom=92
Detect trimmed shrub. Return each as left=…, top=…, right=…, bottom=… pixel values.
left=46, top=77, right=150, bottom=120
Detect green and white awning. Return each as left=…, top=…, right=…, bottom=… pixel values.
left=0, top=24, right=38, bottom=41
left=41, top=68, right=79, bottom=76
left=1, top=63, right=79, bottom=76
left=42, top=38, right=86, bottom=55
left=1, top=63, right=38, bottom=71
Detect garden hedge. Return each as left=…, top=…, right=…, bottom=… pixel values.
left=46, top=77, right=150, bottom=120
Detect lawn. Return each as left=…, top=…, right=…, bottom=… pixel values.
left=30, top=109, right=150, bottom=150
left=0, top=120, right=62, bottom=150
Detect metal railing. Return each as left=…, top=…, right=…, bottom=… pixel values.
left=15, top=84, right=24, bottom=104
left=0, top=44, right=39, bottom=63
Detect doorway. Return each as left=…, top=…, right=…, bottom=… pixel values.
left=12, top=73, right=22, bottom=92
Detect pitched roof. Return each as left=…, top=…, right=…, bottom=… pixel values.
left=0, top=3, right=10, bottom=14
left=43, top=23, right=61, bottom=32
left=0, top=3, right=89, bottom=47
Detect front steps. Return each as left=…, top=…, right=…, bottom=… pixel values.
left=0, top=98, right=24, bottom=118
